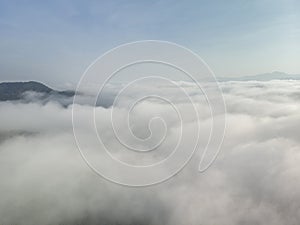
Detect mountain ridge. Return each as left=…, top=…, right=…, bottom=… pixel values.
left=0, top=81, right=75, bottom=102
left=218, top=71, right=300, bottom=81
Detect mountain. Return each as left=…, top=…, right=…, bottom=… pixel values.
left=0, top=81, right=75, bottom=104
left=218, top=71, right=300, bottom=82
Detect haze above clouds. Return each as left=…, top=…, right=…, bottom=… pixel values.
left=0, top=0, right=299, bottom=86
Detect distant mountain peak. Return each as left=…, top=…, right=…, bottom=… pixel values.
left=270, top=71, right=286, bottom=74
left=0, top=81, right=75, bottom=103
left=219, top=72, right=300, bottom=82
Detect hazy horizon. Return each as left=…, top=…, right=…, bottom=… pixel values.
left=0, top=0, right=300, bottom=87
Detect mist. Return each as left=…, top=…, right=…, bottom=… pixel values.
left=0, top=80, right=299, bottom=225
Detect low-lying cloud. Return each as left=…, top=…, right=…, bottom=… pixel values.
left=0, top=80, right=299, bottom=225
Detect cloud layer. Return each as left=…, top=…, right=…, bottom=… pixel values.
left=0, top=80, right=299, bottom=225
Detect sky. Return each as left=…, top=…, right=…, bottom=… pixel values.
left=0, top=0, right=299, bottom=87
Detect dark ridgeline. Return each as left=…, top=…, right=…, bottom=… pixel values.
left=0, top=81, right=75, bottom=104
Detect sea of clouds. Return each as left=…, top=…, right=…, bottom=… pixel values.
left=0, top=79, right=299, bottom=225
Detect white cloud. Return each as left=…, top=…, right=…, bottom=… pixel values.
left=0, top=80, right=299, bottom=225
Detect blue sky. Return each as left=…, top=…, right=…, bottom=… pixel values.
left=0, top=0, right=299, bottom=86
